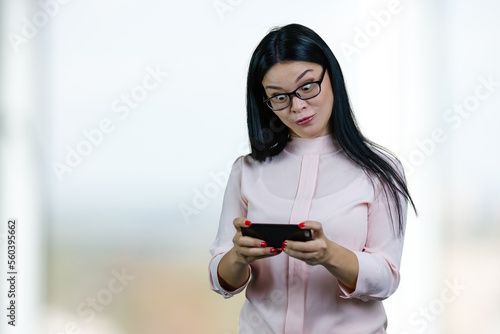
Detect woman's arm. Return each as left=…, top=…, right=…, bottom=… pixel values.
left=284, top=175, right=408, bottom=301
left=217, top=217, right=280, bottom=291
left=322, top=240, right=359, bottom=291
left=217, top=248, right=251, bottom=291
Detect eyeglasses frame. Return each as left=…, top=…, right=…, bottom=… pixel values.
left=263, top=67, right=327, bottom=111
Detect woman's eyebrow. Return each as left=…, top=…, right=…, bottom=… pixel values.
left=265, top=84, right=283, bottom=90
left=295, top=69, right=314, bottom=83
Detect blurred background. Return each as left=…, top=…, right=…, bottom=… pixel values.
left=1, top=0, right=499, bottom=333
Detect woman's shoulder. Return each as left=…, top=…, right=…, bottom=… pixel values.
left=362, top=146, right=407, bottom=199
left=236, top=151, right=285, bottom=166
left=229, top=151, right=286, bottom=177
left=230, top=154, right=255, bottom=168
left=228, top=154, right=258, bottom=174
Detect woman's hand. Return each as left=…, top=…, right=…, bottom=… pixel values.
left=282, top=221, right=359, bottom=290
left=217, top=217, right=281, bottom=291
left=281, top=221, right=333, bottom=266
left=229, top=217, right=281, bottom=266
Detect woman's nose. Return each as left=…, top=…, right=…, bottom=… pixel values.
left=290, top=95, right=308, bottom=112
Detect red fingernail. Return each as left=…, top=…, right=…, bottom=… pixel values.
left=299, top=222, right=306, bottom=228
left=260, top=241, right=267, bottom=247
left=270, top=248, right=277, bottom=253
left=277, top=249, right=282, bottom=254
left=282, top=241, right=287, bottom=247
left=245, top=220, right=251, bottom=226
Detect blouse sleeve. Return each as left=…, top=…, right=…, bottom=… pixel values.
left=339, top=159, right=408, bottom=302
left=208, top=156, right=250, bottom=298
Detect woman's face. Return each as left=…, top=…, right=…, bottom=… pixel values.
left=262, top=61, right=334, bottom=138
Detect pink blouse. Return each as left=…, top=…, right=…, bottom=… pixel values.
left=209, top=134, right=407, bottom=334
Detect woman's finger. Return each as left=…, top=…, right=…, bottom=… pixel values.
left=299, top=220, right=324, bottom=239
left=238, top=244, right=281, bottom=258
left=283, top=239, right=318, bottom=252
left=233, top=217, right=252, bottom=232
left=239, top=235, right=267, bottom=248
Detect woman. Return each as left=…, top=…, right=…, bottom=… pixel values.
left=209, top=23, right=416, bottom=334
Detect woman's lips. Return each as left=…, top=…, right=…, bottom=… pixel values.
left=296, top=114, right=315, bottom=125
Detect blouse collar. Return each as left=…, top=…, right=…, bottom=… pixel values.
left=284, top=134, right=342, bottom=155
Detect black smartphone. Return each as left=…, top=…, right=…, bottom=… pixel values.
left=241, top=223, right=313, bottom=248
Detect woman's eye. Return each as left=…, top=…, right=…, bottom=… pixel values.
left=273, top=94, right=287, bottom=102
left=300, top=83, right=313, bottom=92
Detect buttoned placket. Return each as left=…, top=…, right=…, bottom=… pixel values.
left=284, top=153, right=320, bottom=334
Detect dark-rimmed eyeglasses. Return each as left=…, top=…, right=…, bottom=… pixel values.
left=263, top=68, right=327, bottom=111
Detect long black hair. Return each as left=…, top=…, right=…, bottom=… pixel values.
left=246, top=23, right=417, bottom=237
